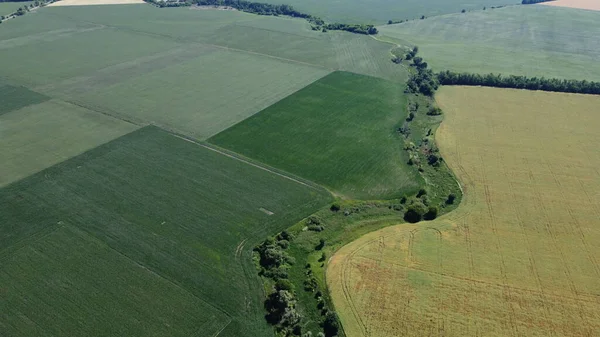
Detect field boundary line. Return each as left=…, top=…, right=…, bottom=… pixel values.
left=74, top=224, right=235, bottom=325
left=41, top=10, right=334, bottom=72
left=172, top=134, right=328, bottom=192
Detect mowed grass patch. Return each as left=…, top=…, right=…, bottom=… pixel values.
left=76, top=48, right=330, bottom=139
left=211, top=71, right=422, bottom=200
left=378, top=5, right=600, bottom=81
left=0, top=99, right=138, bottom=187
left=0, top=84, right=49, bottom=116
left=328, top=87, right=600, bottom=337
left=0, top=126, right=332, bottom=337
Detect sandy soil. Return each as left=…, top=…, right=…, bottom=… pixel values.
left=48, top=0, right=144, bottom=6
left=540, top=0, right=600, bottom=11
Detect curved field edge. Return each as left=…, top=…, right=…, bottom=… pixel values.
left=327, top=87, right=600, bottom=337
left=250, top=87, right=462, bottom=335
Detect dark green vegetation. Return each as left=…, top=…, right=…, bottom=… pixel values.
left=378, top=5, right=600, bottom=81
left=522, top=0, right=551, bottom=3
left=147, top=0, right=378, bottom=34
left=437, top=70, right=600, bottom=95
left=0, top=126, right=332, bottom=337
left=210, top=71, right=423, bottom=200
left=0, top=84, right=49, bottom=116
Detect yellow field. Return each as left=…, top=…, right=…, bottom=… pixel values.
left=541, top=0, right=600, bottom=12
left=328, top=87, right=600, bottom=337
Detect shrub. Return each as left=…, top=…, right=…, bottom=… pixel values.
left=323, top=312, right=340, bottom=337
left=404, top=202, right=426, bottom=223
left=417, top=188, right=427, bottom=198
left=446, top=193, right=456, bottom=204
left=330, top=203, right=341, bottom=212
left=319, top=252, right=326, bottom=262
left=315, top=238, right=326, bottom=250
left=277, top=240, right=290, bottom=249
left=424, top=206, right=439, bottom=220
left=275, top=279, right=294, bottom=291
left=427, top=107, right=442, bottom=116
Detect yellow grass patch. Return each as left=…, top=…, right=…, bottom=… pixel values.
left=541, top=0, right=600, bottom=11
left=48, top=0, right=144, bottom=6
left=328, top=87, right=600, bottom=337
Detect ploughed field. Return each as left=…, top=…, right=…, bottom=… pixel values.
left=378, top=5, right=600, bottom=81
left=0, top=126, right=331, bottom=336
left=328, top=86, right=600, bottom=337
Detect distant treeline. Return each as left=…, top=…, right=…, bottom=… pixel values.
left=323, top=23, right=377, bottom=35
left=0, top=0, right=30, bottom=2
left=521, top=0, right=553, bottom=4
left=144, top=0, right=378, bottom=34
left=437, top=71, right=600, bottom=95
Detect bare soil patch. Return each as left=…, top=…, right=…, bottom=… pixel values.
left=540, top=0, right=600, bottom=11
left=49, top=0, right=144, bottom=6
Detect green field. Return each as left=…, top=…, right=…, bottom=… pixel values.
left=0, top=126, right=331, bottom=336
left=76, top=47, right=329, bottom=139
left=0, top=2, right=31, bottom=16
left=211, top=71, right=423, bottom=200
left=260, top=0, right=518, bottom=23
left=378, top=5, right=600, bottom=80
left=0, top=83, right=49, bottom=116
left=0, top=97, right=138, bottom=187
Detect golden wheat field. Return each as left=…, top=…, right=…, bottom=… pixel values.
left=328, top=86, right=600, bottom=337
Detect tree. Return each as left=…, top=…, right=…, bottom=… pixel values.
left=315, top=238, right=325, bottom=250
left=388, top=19, right=393, bottom=24
left=446, top=193, right=456, bottom=204
left=461, top=9, right=466, bottom=13
left=424, top=206, right=439, bottom=220
left=404, top=201, right=426, bottom=223
left=323, top=312, right=340, bottom=337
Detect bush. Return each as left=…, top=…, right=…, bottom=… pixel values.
left=323, top=312, right=340, bottom=337
left=446, top=193, right=456, bottom=204
left=404, top=202, right=426, bottom=223
left=275, top=279, right=294, bottom=291
left=330, top=203, right=340, bottom=212
left=319, top=252, right=327, bottom=262
left=417, top=188, right=427, bottom=198
left=427, top=107, right=442, bottom=116
left=423, top=206, right=439, bottom=220
left=315, top=238, right=326, bottom=250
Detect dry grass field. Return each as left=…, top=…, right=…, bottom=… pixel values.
left=328, top=87, right=600, bottom=337
left=541, top=0, right=600, bottom=11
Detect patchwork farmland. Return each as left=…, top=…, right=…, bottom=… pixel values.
left=328, top=87, right=600, bottom=337
left=1, top=0, right=599, bottom=336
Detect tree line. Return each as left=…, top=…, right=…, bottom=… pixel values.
left=437, top=71, right=600, bottom=95
left=145, top=0, right=377, bottom=35
left=522, top=0, right=553, bottom=4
